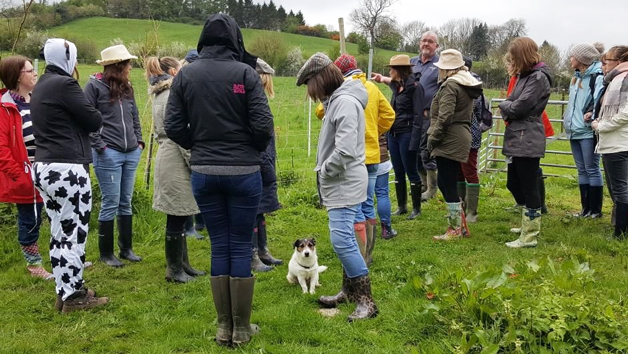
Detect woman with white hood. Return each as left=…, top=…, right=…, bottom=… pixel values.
left=30, top=38, right=108, bottom=312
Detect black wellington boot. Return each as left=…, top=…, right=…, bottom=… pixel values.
left=181, top=236, right=206, bottom=276
left=165, top=231, right=194, bottom=283
left=588, top=185, right=604, bottom=219
left=256, top=215, right=283, bottom=266
left=577, top=184, right=590, bottom=217
left=98, top=220, right=124, bottom=267
left=407, top=182, right=422, bottom=220
left=118, top=215, right=142, bottom=262
left=392, top=180, right=408, bottom=215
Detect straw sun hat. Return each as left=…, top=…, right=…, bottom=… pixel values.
left=96, top=45, right=138, bottom=66
left=384, top=54, right=414, bottom=67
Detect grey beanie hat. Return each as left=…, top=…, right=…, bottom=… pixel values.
left=570, top=43, right=600, bottom=66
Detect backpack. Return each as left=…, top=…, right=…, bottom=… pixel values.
left=479, top=94, right=493, bottom=132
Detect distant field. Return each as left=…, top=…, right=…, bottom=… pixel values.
left=48, top=17, right=410, bottom=62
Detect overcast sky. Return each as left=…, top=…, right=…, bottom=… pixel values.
left=273, top=0, right=626, bottom=53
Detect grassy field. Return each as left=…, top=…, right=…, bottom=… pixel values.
left=47, top=17, right=408, bottom=63
left=2, top=39, right=628, bottom=353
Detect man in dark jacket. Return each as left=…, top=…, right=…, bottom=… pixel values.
left=165, top=13, right=273, bottom=347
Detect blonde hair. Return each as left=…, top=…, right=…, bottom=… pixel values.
left=438, top=67, right=465, bottom=82
left=144, top=56, right=180, bottom=80
left=259, top=72, right=275, bottom=98
left=507, top=37, right=541, bottom=75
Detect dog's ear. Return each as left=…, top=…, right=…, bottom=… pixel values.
left=293, top=239, right=301, bottom=249
left=311, top=238, right=316, bottom=246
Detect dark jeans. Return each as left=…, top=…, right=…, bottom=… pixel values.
left=507, top=157, right=541, bottom=209
left=419, top=113, right=437, bottom=171
left=603, top=152, right=628, bottom=204
left=388, top=131, right=420, bottom=184
left=16, top=202, right=43, bottom=246
left=191, top=171, right=262, bottom=278
left=435, top=156, right=461, bottom=203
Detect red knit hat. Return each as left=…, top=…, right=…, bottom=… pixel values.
left=334, top=54, right=358, bottom=75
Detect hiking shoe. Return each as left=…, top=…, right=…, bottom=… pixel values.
left=62, top=289, right=108, bottom=313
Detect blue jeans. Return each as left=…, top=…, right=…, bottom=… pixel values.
left=570, top=138, right=603, bottom=186
left=16, top=202, right=43, bottom=246
left=375, top=172, right=392, bottom=226
left=355, top=164, right=378, bottom=222
left=388, top=132, right=420, bottom=184
left=92, top=147, right=141, bottom=221
left=328, top=205, right=368, bottom=278
left=191, top=171, right=262, bottom=278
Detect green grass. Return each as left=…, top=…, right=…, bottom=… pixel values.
left=1, top=63, right=628, bottom=353
left=47, top=17, right=408, bottom=62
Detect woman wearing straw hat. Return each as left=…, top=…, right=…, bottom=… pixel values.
left=429, top=49, right=482, bottom=241
left=85, top=44, right=144, bottom=267
left=31, top=38, right=108, bottom=312
left=372, top=54, right=425, bottom=221
left=297, top=52, right=378, bottom=322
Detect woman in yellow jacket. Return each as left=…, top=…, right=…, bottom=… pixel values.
left=316, top=54, right=394, bottom=265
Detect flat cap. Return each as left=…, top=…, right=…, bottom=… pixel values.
left=296, top=52, right=333, bottom=86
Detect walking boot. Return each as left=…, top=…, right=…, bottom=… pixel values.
left=61, top=287, right=108, bottom=313
left=318, top=271, right=351, bottom=308
left=381, top=222, right=398, bottom=240
left=184, top=215, right=204, bottom=240
left=181, top=236, right=205, bottom=276
left=419, top=170, right=428, bottom=193
left=575, top=184, right=590, bottom=217
left=538, top=170, right=548, bottom=214
left=392, top=180, right=408, bottom=215
left=407, top=182, right=422, bottom=220
left=506, top=208, right=540, bottom=248
left=165, top=231, right=194, bottom=283
left=55, top=288, right=96, bottom=312
left=365, top=219, right=377, bottom=265
left=256, top=216, right=283, bottom=266
left=465, top=183, right=480, bottom=223
left=354, top=222, right=367, bottom=260
left=117, top=215, right=142, bottom=262
left=614, top=202, right=628, bottom=239
left=230, top=277, right=259, bottom=346
left=346, top=274, right=378, bottom=322
left=588, top=186, right=603, bottom=219
left=434, top=202, right=463, bottom=241
left=421, top=169, right=438, bottom=201
left=210, top=275, right=232, bottom=346
left=98, top=220, right=124, bottom=267
left=457, top=181, right=467, bottom=210
left=251, top=248, right=273, bottom=272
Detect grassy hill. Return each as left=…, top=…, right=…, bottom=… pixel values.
left=49, top=17, right=409, bottom=61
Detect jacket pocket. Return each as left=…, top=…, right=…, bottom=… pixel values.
left=318, top=172, right=342, bottom=203
left=504, top=124, right=526, bottom=150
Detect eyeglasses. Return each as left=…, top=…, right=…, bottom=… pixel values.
left=21, top=69, right=36, bottom=74
left=606, top=58, right=619, bottom=62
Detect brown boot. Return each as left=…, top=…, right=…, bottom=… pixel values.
left=230, top=277, right=258, bottom=346
left=61, top=288, right=108, bottom=313
left=364, top=219, right=377, bottom=266
left=354, top=222, right=367, bottom=260
left=210, top=275, right=232, bottom=346
left=318, top=271, right=351, bottom=308
left=346, top=274, right=378, bottom=322
left=55, top=288, right=96, bottom=312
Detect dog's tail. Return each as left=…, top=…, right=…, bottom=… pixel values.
left=317, top=266, right=328, bottom=273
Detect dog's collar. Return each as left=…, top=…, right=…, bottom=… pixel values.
left=297, top=261, right=312, bottom=269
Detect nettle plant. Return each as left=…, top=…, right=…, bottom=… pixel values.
left=412, top=257, right=628, bottom=353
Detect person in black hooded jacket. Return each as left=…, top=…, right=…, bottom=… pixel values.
left=165, top=13, right=273, bottom=347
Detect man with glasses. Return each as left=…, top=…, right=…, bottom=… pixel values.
left=410, top=31, right=440, bottom=201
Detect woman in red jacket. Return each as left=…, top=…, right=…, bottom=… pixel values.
left=0, top=55, right=52, bottom=280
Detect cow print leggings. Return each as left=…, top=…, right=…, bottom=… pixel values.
left=33, top=163, right=92, bottom=301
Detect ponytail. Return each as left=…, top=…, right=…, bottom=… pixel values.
left=144, top=56, right=163, bottom=80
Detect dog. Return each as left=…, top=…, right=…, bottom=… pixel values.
left=286, top=238, right=327, bottom=294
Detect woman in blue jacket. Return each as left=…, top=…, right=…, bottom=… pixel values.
left=564, top=43, right=605, bottom=218
left=85, top=44, right=144, bottom=267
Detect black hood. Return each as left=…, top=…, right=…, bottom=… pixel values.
left=197, top=13, right=257, bottom=69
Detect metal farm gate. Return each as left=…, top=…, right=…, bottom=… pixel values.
left=478, top=98, right=576, bottom=178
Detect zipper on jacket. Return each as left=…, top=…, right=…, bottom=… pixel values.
left=12, top=125, right=16, bottom=147
left=120, top=100, right=128, bottom=151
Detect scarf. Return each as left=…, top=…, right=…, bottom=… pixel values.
left=599, top=62, right=628, bottom=123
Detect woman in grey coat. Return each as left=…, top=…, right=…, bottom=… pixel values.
left=499, top=37, right=551, bottom=248
left=145, top=56, right=204, bottom=282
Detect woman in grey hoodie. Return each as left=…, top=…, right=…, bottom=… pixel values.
left=296, top=52, right=377, bottom=322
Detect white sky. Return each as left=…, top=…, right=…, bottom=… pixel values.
left=273, top=0, right=627, bottom=52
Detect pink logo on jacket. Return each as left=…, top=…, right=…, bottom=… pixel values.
left=233, top=84, right=245, bottom=94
